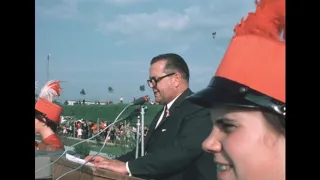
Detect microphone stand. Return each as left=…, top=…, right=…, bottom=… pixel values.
left=135, top=114, right=141, bottom=159
left=134, top=105, right=146, bottom=158
left=140, top=105, right=145, bottom=157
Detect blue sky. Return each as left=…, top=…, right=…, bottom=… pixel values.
left=35, top=0, right=256, bottom=103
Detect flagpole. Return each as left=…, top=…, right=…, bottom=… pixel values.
left=47, top=54, right=50, bottom=81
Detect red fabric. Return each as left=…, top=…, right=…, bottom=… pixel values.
left=42, top=134, right=64, bottom=149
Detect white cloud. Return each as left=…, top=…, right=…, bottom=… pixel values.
left=104, top=0, right=150, bottom=5
left=36, top=0, right=80, bottom=20
left=96, top=7, right=206, bottom=44
left=36, top=0, right=256, bottom=42
left=96, top=1, right=256, bottom=42
left=97, top=9, right=190, bottom=37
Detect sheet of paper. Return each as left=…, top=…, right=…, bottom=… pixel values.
left=66, top=153, right=94, bottom=167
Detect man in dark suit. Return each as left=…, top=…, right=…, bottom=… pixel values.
left=85, top=53, right=217, bottom=180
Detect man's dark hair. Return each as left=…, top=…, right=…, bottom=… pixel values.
left=150, top=53, right=190, bottom=82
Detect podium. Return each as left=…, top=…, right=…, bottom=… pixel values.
left=51, top=156, right=143, bottom=180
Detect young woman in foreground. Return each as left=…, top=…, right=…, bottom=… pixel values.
left=187, top=0, right=285, bottom=179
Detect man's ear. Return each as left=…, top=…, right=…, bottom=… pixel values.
left=173, top=73, right=182, bottom=87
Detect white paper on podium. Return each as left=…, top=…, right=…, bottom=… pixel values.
left=66, top=154, right=94, bottom=167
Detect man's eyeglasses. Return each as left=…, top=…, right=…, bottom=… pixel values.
left=147, top=73, right=175, bottom=87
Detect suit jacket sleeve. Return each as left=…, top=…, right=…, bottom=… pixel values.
left=116, top=150, right=136, bottom=162
left=128, top=109, right=212, bottom=178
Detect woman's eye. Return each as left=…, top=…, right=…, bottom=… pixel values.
left=221, top=123, right=236, bottom=133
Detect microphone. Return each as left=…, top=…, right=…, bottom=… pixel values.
left=132, top=96, right=149, bottom=105
left=122, top=106, right=148, bottom=121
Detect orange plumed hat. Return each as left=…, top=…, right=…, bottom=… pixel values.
left=187, top=0, right=285, bottom=116
left=35, top=80, right=63, bottom=123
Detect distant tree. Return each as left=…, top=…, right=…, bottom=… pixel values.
left=53, top=99, right=60, bottom=105
left=64, top=100, right=69, bottom=105
left=108, top=86, right=114, bottom=93
left=80, top=89, right=86, bottom=96
left=35, top=93, right=38, bottom=99
left=35, top=81, right=39, bottom=100
left=139, top=85, right=145, bottom=92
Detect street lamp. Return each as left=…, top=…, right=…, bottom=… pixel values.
left=47, top=53, right=50, bottom=81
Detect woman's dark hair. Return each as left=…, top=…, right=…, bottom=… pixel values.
left=237, top=107, right=285, bottom=136
left=262, top=111, right=285, bottom=137
left=218, top=105, right=285, bottom=137
left=35, top=109, right=59, bottom=132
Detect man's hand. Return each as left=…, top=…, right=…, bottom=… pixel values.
left=84, top=155, right=108, bottom=164
left=84, top=155, right=128, bottom=175
left=96, top=159, right=128, bottom=175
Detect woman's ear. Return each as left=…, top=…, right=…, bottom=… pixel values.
left=40, top=117, right=47, bottom=125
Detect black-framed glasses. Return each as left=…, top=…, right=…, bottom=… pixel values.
left=147, top=73, right=175, bottom=87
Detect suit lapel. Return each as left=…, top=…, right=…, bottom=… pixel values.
left=144, top=89, right=193, bottom=149
left=156, top=88, right=193, bottom=128
left=145, top=109, right=163, bottom=147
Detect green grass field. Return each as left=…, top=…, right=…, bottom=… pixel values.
left=35, top=135, right=133, bottom=157
left=61, top=104, right=162, bottom=126
left=45, top=104, right=159, bottom=156
left=62, top=137, right=133, bottom=157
